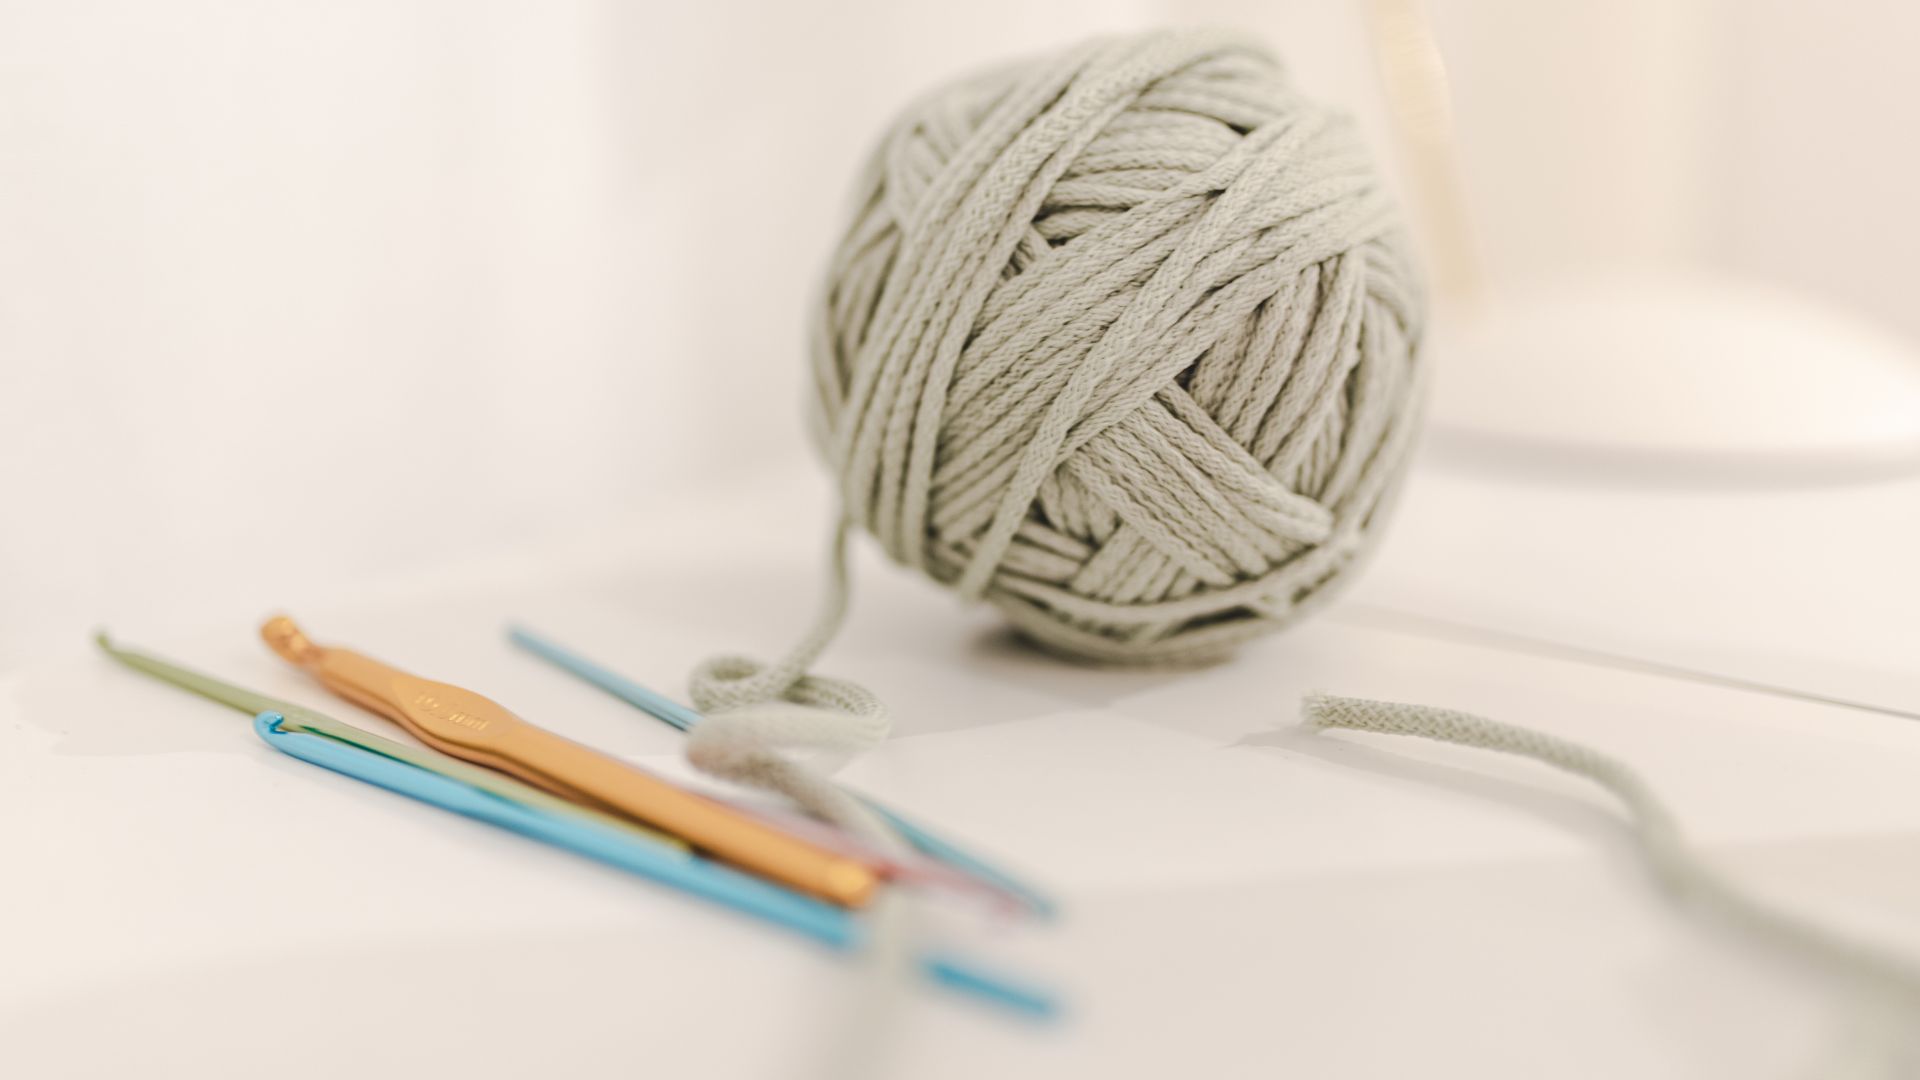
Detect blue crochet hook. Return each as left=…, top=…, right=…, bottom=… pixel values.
left=506, top=624, right=1058, bottom=919
left=253, top=711, right=1056, bottom=1017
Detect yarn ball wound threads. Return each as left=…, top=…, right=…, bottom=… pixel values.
left=810, top=29, right=1427, bottom=665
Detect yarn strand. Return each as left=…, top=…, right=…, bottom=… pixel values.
left=685, top=521, right=896, bottom=844
left=685, top=525, right=916, bottom=1079
left=1303, top=694, right=1920, bottom=1004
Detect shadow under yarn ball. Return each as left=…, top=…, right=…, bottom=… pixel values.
left=810, top=29, right=1426, bottom=665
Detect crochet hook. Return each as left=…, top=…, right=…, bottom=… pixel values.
left=96, top=632, right=682, bottom=848
left=506, top=623, right=1058, bottom=919
left=261, top=616, right=880, bottom=908
left=95, top=634, right=1059, bottom=1019
left=253, top=716, right=1054, bottom=1017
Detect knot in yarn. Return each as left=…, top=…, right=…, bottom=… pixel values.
left=812, top=28, right=1426, bottom=664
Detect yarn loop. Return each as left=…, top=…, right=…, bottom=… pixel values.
left=683, top=523, right=896, bottom=838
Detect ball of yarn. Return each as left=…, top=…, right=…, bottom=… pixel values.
left=810, top=29, right=1426, bottom=664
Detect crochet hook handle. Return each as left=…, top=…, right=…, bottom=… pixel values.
left=263, top=616, right=879, bottom=908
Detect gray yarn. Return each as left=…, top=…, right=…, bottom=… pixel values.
left=682, top=528, right=929, bottom=1080
left=811, top=28, right=1425, bottom=665
left=686, top=28, right=1426, bottom=800
left=680, top=35, right=1423, bottom=1048
left=687, top=522, right=900, bottom=844
left=684, top=525, right=915, bottom=1080
left=1305, top=694, right=1920, bottom=1012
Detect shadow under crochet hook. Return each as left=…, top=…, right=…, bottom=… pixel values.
left=261, top=616, right=879, bottom=909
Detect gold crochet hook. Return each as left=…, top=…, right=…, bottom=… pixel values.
left=261, top=616, right=878, bottom=908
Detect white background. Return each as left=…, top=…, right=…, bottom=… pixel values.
left=5, top=0, right=1920, bottom=668
left=6, top=8, right=1920, bottom=1075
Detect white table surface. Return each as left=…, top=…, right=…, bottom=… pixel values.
left=5, top=453, right=1919, bottom=1078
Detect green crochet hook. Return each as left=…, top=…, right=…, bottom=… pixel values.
left=94, top=632, right=685, bottom=849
